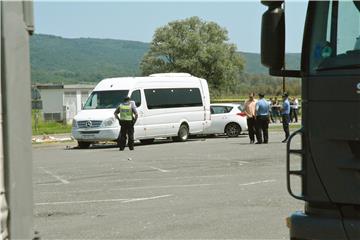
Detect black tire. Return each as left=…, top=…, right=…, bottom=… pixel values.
left=174, top=124, right=189, bottom=142
left=78, top=141, right=91, bottom=149
left=140, top=139, right=154, bottom=145
left=225, top=123, right=241, bottom=137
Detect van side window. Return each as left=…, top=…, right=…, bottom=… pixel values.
left=144, top=88, right=203, bottom=109
left=130, top=90, right=141, bottom=107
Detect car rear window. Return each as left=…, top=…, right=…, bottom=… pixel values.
left=210, top=106, right=233, bottom=114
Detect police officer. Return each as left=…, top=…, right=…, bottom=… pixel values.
left=255, top=93, right=270, bottom=144
left=281, top=92, right=291, bottom=143
left=114, top=96, right=138, bottom=151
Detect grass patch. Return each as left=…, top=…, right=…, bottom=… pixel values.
left=32, top=121, right=72, bottom=135
left=32, top=110, right=72, bottom=135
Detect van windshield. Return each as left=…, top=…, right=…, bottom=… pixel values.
left=83, top=90, right=129, bottom=109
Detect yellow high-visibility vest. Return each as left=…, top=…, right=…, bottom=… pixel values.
left=119, top=104, right=133, bottom=121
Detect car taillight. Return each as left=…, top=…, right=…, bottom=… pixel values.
left=237, top=112, right=247, bottom=117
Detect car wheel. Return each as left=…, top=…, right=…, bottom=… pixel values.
left=140, top=139, right=155, bottom=145
left=78, top=141, right=91, bottom=149
left=225, top=123, right=241, bottom=137
left=174, top=124, right=189, bottom=142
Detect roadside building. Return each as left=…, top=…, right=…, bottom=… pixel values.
left=34, top=84, right=95, bottom=123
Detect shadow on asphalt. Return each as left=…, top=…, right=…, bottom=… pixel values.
left=70, top=138, right=206, bottom=150
left=69, top=134, right=249, bottom=150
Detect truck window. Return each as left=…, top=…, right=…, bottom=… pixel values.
left=83, top=90, right=129, bottom=109
left=310, top=1, right=360, bottom=72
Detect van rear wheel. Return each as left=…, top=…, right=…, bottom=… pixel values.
left=78, top=141, right=91, bottom=149
left=140, top=139, right=154, bottom=145
left=174, top=124, right=189, bottom=142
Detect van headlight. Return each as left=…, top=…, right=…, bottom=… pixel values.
left=102, top=117, right=115, bottom=127
left=72, top=119, right=78, bottom=128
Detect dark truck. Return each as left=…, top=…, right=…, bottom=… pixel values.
left=261, top=1, right=360, bottom=239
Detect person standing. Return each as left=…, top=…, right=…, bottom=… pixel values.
left=268, top=97, right=275, bottom=123
left=291, top=97, right=299, bottom=123
left=114, top=96, right=138, bottom=151
left=244, top=93, right=258, bottom=144
left=271, top=97, right=280, bottom=123
left=281, top=92, right=291, bottom=143
left=255, top=93, right=270, bottom=144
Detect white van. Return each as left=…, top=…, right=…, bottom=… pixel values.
left=72, top=73, right=211, bottom=148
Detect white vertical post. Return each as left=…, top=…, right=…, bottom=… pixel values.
left=0, top=1, right=9, bottom=239
left=2, top=1, right=34, bottom=239
left=76, top=89, right=82, bottom=115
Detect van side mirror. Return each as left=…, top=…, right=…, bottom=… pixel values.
left=261, top=1, right=285, bottom=70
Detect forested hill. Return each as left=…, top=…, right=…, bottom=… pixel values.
left=240, top=52, right=301, bottom=74
left=30, top=34, right=300, bottom=84
left=30, top=34, right=149, bottom=84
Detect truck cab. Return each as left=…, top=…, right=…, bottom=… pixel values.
left=261, top=1, right=360, bottom=239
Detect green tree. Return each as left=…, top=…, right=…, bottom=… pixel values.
left=140, top=17, right=245, bottom=96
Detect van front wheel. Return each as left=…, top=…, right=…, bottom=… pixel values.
left=78, top=141, right=91, bottom=149
left=175, top=124, right=189, bottom=142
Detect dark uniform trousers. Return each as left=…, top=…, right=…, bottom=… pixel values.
left=256, top=115, right=269, bottom=143
left=282, top=114, right=290, bottom=140
left=247, top=117, right=257, bottom=142
left=118, top=120, right=135, bottom=150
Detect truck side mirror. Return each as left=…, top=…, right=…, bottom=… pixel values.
left=261, top=1, right=285, bottom=70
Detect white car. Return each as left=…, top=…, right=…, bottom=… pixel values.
left=202, top=103, right=248, bottom=137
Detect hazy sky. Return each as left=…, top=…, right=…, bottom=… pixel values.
left=34, top=1, right=308, bottom=53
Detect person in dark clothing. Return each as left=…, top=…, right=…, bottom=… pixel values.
left=255, top=93, right=270, bottom=144
left=114, top=96, right=138, bottom=151
left=281, top=92, right=291, bottom=143
left=271, top=97, right=281, bottom=123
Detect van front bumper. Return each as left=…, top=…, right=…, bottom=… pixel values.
left=72, top=127, right=120, bottom=142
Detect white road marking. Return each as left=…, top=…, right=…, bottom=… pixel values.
left=121, top=195, right=172, bottom=203
left=35, top=194, right=172, bottom=206
left=237, top=161, right=249, bottom=166
left=37, top=183, right=218, bottom=195
left=35, top=174, right=238, bottom=186
left=238, top=179, right=276, bottom=186
left=149, top=166, right=171, bottom=173
left=36, top=182, right=63, bottom=186
left=39, top=167, right=69, bottom=184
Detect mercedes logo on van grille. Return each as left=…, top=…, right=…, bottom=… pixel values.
left=86, top=120, right=92, bottom=128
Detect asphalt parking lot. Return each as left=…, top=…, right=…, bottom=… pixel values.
left=33, top=131, right=303, bottom=239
